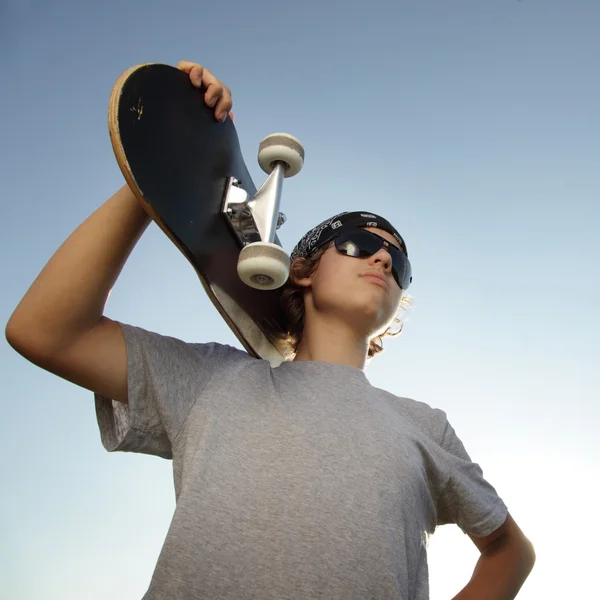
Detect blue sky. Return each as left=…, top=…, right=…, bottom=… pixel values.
left=1, top=1, right=598, bottom=598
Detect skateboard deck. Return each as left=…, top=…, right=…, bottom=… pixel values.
left=108, top=63, right=291, bottom=365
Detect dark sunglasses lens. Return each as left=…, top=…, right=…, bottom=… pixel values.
left=388, top=247, right=411, bottom=289
left=335, top=230, right=382, bottom=257
left=335, top=230, right=412, bottom=290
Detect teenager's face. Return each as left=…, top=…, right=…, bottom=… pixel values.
left=302, top=227, right=405, bottom=337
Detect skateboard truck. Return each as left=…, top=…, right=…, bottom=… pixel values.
left=222, top=133, right=305, bottom=291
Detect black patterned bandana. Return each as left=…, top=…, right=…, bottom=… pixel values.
left=290, top=211, right=408, bottom=260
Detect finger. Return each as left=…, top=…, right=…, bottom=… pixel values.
left=204, top=83, right=223, bottom=108
left=200, top=67, right=230, bottom=102
left=177, top=60, right=196, bottom=72
left=214, top=88, right=233, bottom=122
left=177, top=61, right=204, bottom=87
left=200, top=68, right=224, bottom=108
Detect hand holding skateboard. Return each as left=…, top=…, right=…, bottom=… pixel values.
left=176, top=61, right=234, bottom=123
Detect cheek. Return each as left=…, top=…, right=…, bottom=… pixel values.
left=311, top=255, right=353, bottom=298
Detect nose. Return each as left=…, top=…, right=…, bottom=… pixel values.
left=369, top=245, right=392, bottom=273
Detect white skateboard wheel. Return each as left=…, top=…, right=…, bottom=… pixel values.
left=258, top=133, right=304, bottom=178
left=237, top=242, right=291, bottom=290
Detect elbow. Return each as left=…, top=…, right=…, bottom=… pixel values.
left=6, top=316, right=50, bottom=364
left=5, top=316, right=25, bottom=352
left=525, top=539, right=536, bottom=573
left=6, top=317, right=34, bottom=360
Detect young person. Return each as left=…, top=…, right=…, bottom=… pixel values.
left=6, top=61, right=535, bottom=600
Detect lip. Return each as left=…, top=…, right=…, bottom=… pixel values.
left=361, top=271, right=388, bottom=290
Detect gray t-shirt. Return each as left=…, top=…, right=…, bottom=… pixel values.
left=95, top=324, right=507, bottom=600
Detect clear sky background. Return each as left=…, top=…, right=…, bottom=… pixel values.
left=1, top=1, right=598, bottom=598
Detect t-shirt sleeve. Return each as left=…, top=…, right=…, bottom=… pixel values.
left=94, top=323, right=228, bottom=459
left=434, top=414, right=508, bottom=537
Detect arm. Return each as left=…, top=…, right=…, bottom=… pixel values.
left=5, top=61, right=232, bottom=405
left=6, top=183, right=149, bottom=404
left=451, top=513, right=536, bottom=600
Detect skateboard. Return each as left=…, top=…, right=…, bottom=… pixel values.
left=108, top=63, right=304, bottom=366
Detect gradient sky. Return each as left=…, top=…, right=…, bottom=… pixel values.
left=1, top=1, right=598, bottom=598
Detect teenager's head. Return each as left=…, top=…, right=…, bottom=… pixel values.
left=279, top=212, right=413, bottom=358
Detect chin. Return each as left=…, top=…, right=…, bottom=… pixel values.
left=315, top=287, right=398, bottom=331
left=348, top=300, right=396, bottom=337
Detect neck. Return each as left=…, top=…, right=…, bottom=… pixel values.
left=293, top=314, right=370, bottom=370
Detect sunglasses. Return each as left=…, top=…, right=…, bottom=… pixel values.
left=332, top=228, right=413, bottom=290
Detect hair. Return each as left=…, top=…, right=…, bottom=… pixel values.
left=277, top=244, right=412, bottom=360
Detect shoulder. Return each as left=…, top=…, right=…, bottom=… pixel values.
left=119, top=322, right=256, bottom=367
left=369, top=383, right=450, bottom=445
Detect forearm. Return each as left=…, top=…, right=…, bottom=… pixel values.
left=452, top=536, right=535, bottom=600
left=6, top=184, right=150, bottom=350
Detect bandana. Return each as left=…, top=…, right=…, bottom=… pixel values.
left=290, top=211, right=408, bottom=260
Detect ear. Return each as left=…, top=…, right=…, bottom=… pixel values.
left=289, top=258, right=312, bottom=288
